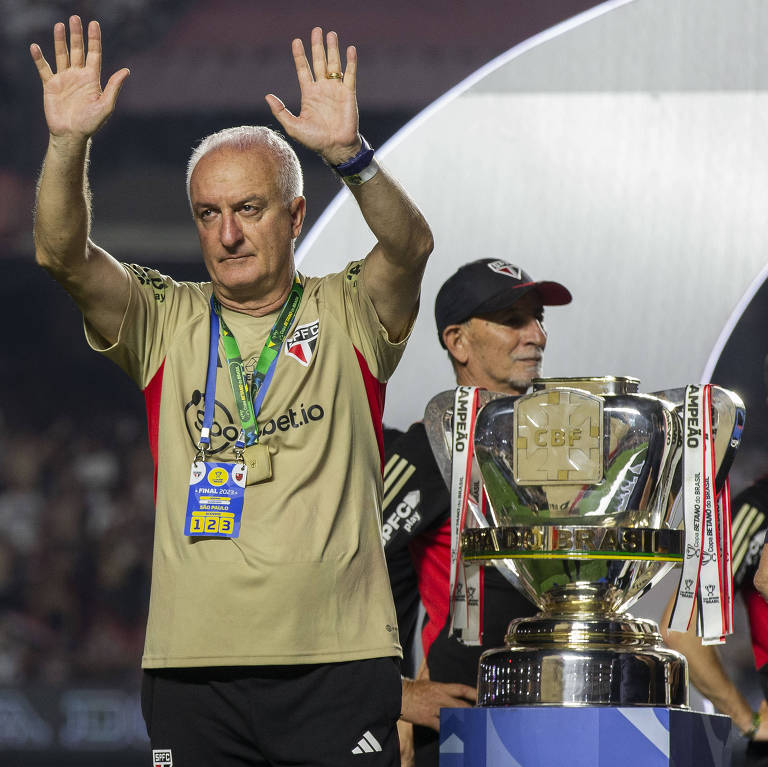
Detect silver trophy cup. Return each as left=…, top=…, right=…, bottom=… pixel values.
left=425, top=376, right=744, bottom=707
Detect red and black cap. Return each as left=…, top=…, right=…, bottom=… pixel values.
left=434, top=258, right=572, bottom=347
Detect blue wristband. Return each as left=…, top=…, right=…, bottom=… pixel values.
left=333, top=136, right=375, bottom=176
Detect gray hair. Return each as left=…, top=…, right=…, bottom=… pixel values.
left=186, top=126, right=304, bottom=207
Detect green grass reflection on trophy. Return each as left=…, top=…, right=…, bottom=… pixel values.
left=475, top=444, right=665, bottom=592
left=481, top=444, right=649, bottom=525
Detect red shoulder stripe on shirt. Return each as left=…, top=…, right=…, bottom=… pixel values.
left=143, top=360, right=165, bottom=502
left=745, top=586, right=768, bottom=669
left=354, top=347, right=386, bottom=473
left=410, top=516, right=452, bottom=658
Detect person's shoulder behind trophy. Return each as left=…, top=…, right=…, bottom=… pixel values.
left=755, top=354, right=768, bottom=606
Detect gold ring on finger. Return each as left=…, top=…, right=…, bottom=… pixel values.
left=326, top=72, right=343, bottom=80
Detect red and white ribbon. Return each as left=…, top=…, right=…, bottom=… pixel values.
left=449, top=386, right=485, bottom=645
left=669, top=384, right=733, bottom=643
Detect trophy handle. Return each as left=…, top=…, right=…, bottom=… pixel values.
left=650, top=385, right=745, bottom=492
left=711, top=387, right=746, bottom=490
left=423, top=390, right=456, bottom=488
left=423, top=389, right=513, bottom=489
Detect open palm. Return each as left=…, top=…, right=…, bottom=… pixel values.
left=266, top=28, right=361, bottom=166
left=30, top=16, right=129, bottom=139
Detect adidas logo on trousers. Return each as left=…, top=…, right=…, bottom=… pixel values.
left=352, top=730, right=382, bottom=754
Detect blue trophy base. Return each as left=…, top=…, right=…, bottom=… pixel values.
left=438, top=707, right=732, bottom=767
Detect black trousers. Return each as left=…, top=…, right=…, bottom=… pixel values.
left=141, top=658, right=401, bottom=766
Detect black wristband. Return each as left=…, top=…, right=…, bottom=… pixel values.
left=332, top=136, right=375, bottom=176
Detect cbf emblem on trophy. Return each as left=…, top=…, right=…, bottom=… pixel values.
left=514, top=389, right=602, bottom=485
left=425, top=376, right=745, bottom=708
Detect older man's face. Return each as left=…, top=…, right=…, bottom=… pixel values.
left=461, top=292, right=547, bottom=395
left=189, top=146, right=304, bottom=304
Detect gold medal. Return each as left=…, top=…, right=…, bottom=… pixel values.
left=243, top=444, right=272, bottom=484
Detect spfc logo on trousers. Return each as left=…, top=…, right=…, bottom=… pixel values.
left=285, top=320, right=319, bottom=367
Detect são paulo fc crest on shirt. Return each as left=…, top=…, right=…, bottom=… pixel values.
left=487, top=260, right=521, bottom=279
left=284, top=319, right=319, bottom=366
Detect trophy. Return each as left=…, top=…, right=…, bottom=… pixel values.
left=425, top=376, right=744, bottom=708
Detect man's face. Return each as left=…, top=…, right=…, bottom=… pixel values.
left=459, top=292, right=547, bottom=394
left=189, top=146, right=305, bottom=302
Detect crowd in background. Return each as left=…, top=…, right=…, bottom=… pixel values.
left=0, top=411, right=153, bottom=688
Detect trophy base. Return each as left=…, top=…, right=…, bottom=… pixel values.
left=438, top=707, right=730, bottom=767
left=477, top=615, right=688, bottom=707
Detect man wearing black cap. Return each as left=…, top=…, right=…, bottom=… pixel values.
left=387, top=259, right=571, bottom=766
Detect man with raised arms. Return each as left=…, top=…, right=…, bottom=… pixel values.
left=30, top=16, right=432, bottom=766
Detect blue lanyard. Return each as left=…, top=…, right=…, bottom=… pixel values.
left=197, top=297, right=287, bottom=456
left=199, top=305, right=220, bottom=451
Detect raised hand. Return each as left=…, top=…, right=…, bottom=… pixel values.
left=30, top=16, right=129, bottom=140
left=265, top=28, right=361, bottom=166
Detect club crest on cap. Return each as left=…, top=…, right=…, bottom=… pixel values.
left=487, top=260, right=521, bottom=279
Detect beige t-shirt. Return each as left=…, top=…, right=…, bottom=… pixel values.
left=87, top=260, right=408, bottom=667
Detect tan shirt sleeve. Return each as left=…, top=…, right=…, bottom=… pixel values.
left=83, top=263, right=208, bottom=390
left=319, top=260, right=416, bottom=382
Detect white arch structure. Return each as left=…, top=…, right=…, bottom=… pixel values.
left=298, top=0, right=768, bottom=432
